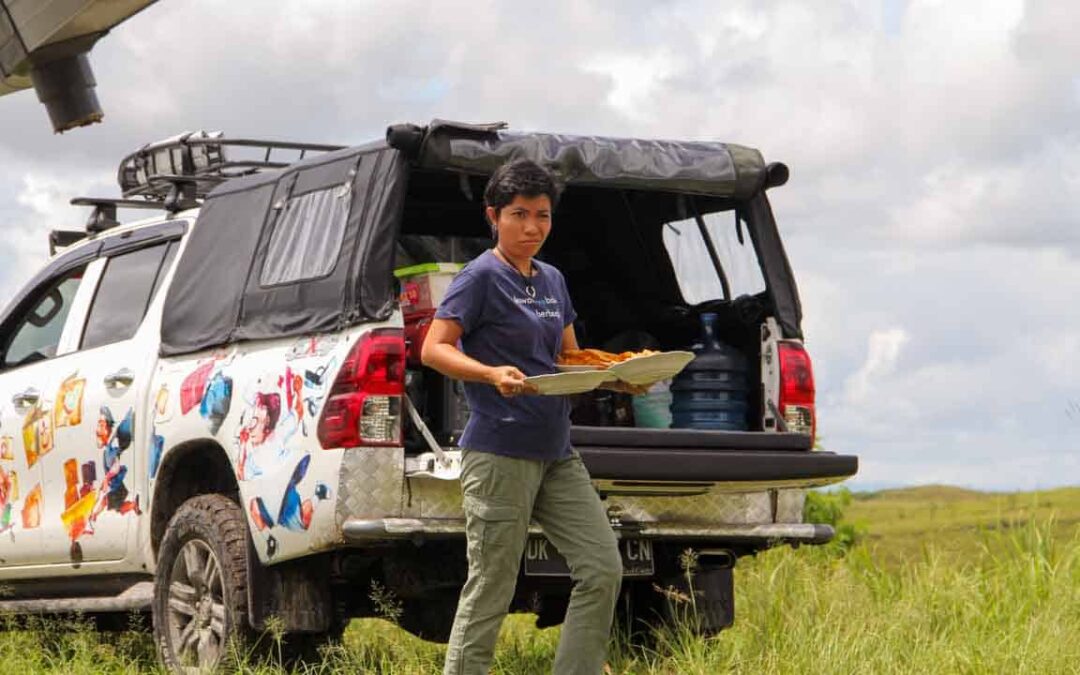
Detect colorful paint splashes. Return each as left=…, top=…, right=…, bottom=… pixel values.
left=247, top=454, right=330, bottom=559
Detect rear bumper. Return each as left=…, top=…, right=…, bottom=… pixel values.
left=341, top=518, right=835, bottom=547
left=577, top=447, right=857, bottom=487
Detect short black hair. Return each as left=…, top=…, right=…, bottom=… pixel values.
left=483, top=158, right=559, bottom=216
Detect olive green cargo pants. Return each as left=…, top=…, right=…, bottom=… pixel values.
left=443, top=448, right=623, bottom=675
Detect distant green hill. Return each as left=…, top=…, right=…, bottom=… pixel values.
left=854, top=484, right=984, bottom=502
left=843, top=485, right=1080, bottom=567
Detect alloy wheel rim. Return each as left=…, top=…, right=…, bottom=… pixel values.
left=167, top=539, right=227, bottom=672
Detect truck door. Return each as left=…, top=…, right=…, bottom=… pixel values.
left=0, top=259, right=96, bottom=568
left=37, top=238, right=179, bottom=565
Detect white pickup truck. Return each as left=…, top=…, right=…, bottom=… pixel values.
left=0, top=122, right=856, bottom=671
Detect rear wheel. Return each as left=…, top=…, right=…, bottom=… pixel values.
left=153, top=494, right=252, bottom=673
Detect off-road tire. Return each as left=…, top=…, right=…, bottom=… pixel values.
left=152, top=494, right=252, bottom=673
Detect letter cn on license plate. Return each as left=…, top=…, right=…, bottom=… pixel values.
left=523, top=536, right=654, bottom=577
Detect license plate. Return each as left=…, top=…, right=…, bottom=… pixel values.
left=523, top=536, right=654, bottom=577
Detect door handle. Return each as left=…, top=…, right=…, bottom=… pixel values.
left=104, top=368, right=135, bottom=391
left=12, top=388, right=40, bottom=409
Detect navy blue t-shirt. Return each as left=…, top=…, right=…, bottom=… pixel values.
left=434, top=249, right=577, bottom=461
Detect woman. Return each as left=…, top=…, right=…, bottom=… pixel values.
left=422, top=159, right=640, bottom=675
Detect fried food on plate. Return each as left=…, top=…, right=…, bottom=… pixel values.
left=558, top=348, right=658, bottom=367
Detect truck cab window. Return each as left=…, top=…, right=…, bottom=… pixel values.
left=2, top=266, right=86, bottom=368
left=81, top=242, right=171, bottom=351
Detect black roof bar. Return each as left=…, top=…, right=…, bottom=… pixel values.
left=70, top=197, right=170, bottom=234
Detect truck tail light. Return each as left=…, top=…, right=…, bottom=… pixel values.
left=317, top=328, right=405, bottom=449
left=778, top=341, right=816, bottom=443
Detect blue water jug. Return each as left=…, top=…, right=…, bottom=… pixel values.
left=670, top=313, right=750, bottom=430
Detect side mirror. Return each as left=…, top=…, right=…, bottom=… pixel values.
left=27, top=288, right=64, bottom=328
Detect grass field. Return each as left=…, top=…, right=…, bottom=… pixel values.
left=1, top=485, right=1078, bottom=673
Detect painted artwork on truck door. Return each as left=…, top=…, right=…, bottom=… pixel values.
left=60, top=405, right=141, bottom=562
left=93, top=406, right=140, bottom=518
left=0, top=382, right=67, bottom=540
left=22, top=401, right=54, bottom=468
left=0, top=460, right=19, bottom=534
left=149, top=383, right=173, bottom=480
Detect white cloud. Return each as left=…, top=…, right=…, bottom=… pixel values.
left=843, top=329, right=909, bottom=406
left=0, top=171, right=111, bottom=302
left=582, top=50, right=685, bottom=122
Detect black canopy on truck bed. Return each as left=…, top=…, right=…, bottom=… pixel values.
left=160, top=120, right=802, bottom=357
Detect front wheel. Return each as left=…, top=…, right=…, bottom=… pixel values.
left=152, top=494, right=252, bottom=673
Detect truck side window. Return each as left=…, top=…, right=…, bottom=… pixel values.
left=259, top=185, right=350, bottom=286
left=81, top=242, right=171, bottom=351
left=2, top=266, right=87, bottom=368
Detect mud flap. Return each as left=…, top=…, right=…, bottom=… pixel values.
left=247, top=536, right=332, bottom=633
left=659, top=566, right=734, bottom=634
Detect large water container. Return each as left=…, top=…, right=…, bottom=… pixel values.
left=670, top=313, right=750, bottom=430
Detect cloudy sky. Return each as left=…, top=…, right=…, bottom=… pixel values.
left=1, top=0, right=1077, bottom=490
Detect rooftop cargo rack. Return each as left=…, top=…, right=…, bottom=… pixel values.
left=52, top=132, right=344, bottom=254
left=117, top=131, right=345, bottom=202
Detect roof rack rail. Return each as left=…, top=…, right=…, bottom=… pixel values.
left=118, top=131, right=345, bottom=202
left=70, top=197, right=170, bottom=234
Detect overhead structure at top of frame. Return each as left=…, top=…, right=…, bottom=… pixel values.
left=0, top=0, right=157, bottom=133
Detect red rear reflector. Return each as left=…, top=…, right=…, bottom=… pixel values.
left=778, top=341, right=816, bottom=442
left=317, top=328, right=405, bottom=449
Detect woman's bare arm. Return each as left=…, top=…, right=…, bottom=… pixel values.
left=421, top=318, right=531, bottom=397
left=561, top=323, right=580, bottom=352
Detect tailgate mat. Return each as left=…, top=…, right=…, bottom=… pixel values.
left=577, top=447, right=857, bottom=483
left=570, top=426, right=813, bottom=451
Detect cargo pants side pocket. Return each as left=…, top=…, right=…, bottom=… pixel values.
left=462, top=495, right=524, bottom=581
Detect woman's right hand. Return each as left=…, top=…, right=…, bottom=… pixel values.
left=487, top=365, right=533, bottom=397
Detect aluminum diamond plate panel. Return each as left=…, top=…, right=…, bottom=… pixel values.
left=408, top=478, right=790, bottom=527
left=335, top=447, right=405, bottom=527
left=775, top=488, right=807, bottom=523
left=409, top=478, right=464, bottom=518
left=605, top=490, right=774, bottom=525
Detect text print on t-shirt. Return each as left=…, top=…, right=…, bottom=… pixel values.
left=514, top=294, right=562, bottom=321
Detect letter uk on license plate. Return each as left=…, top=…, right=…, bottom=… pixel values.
left=523, top=536, right=654, bottom=577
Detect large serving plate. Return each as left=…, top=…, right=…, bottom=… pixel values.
left=524, top=370, right=610, bottom=396
left=555, top=364, right=619, bottom=381
left=606, top=351, right=695, bottom=386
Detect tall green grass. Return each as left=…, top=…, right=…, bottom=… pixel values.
left=0, top=495, right=1077, bottom=673
left=611, top=518, right=1080, bottom=674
